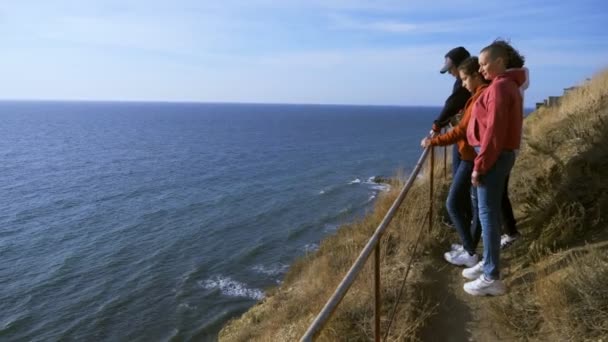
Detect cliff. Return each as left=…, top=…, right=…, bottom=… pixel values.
left=219, top=69, right=608, bottom=341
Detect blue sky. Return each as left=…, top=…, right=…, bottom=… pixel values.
left=1, top=0, right=607, bottom=107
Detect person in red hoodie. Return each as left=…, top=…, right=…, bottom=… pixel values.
left=462, top=40, right=527, bottom=296
left=421, top=57, right=488, bottom=268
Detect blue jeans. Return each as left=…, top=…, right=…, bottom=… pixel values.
left=446, top=160, right=478, bottom=255
left=472, top=150, right=516, bottom=280
left=452, top=144, right=460, bottom=178
left=445, top=146, right=472, bottom=226
left=502, top=174, right=518, bottom=236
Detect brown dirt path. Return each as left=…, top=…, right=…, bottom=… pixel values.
left=418, top=253, right=513, bottom=342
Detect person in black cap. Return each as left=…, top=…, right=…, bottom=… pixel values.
left=432, top=47, right=472, bottom=171
left=431, top=46, right=472, bottom=228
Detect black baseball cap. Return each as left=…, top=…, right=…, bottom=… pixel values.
left=439, top=46, right=470, bottom=74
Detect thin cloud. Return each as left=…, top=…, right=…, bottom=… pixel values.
left=368, top=21, right=418, bottom=33
left=326, top=6, right=561, bottom=36
left=328, top=14, right=415, bottom=33
left=1, top=0, right=606, bottom=105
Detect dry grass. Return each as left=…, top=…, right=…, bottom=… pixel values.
left=510, top=69, right=608, bottom=258
left=489, top=284, right=541, bottom=340
left=220, top=69, right=608, bottom=341
left=489, top=68, right=608, bottom=341
left=490, top=248, right=608, bottom=341
left=219, top=163, right=452, bottom=341
left=536, top=250, right=608, bottom=340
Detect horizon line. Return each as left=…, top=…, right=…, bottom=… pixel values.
left=0, top=98, right=443, bottom=108
left=0, top=98, right=536, bottom=110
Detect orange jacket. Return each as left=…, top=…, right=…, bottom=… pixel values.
left=430, top=84, right=488, bottom=161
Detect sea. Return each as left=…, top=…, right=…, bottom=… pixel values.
left=0, top=101, right=441, bottom=341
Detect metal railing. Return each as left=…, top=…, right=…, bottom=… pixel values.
left=300, top=138, right=445, bottom=341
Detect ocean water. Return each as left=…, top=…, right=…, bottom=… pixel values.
left=0, top=101, right=438, bottom=341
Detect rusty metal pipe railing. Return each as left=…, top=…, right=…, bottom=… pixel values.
left=429, top=146, right=435, bottom=232
left=374, top=245, right=381, bottom=341
left=300, top=146, right=432, bottom=342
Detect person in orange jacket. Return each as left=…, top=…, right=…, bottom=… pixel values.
left=421, top=57, right=488, bottom=268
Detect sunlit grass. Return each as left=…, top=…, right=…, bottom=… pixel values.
left=220, top=68, right=608, bottom=341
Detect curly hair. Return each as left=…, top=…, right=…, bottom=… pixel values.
left=458, top=57, right=480, bottom=76
left=457, top=57, right=490, bottom=83
left=481, top=39, right=525, bottom=69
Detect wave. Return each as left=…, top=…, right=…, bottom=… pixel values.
left=321, top=175, right=394, bottom=195
left=0, top=227, right=22, bottom=239
left=0, top=312, right=30, bottom=336
left=321, top=175, right=385, bottom=196
left=236, top=243, right=266, bottom=261
left=199, top=276, right=264, bottom=301
left=339, top=175, right=392, bottom=192
left=317, top=184, right=346, bottom=196
left=190, top=308, right=241, bottom=341
left=177, top=302, right=197, bottom=312
left=302, top=243, right=319, bottom=253
left=370, top=184, right=391, bottom=192
left=251, top=264, right=289, bottom=277
left=363, top=175, right=391, bottom=192
left=285, top=223, right=312, bottom=241
left=323, top=223, right=339, bottom=232
left=165, top=328, right=180, bottom=342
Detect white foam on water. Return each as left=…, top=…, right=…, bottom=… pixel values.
left=370, top=184, right=391, bottom=192
left=177, top=303, right=196, bottom=312
left=367, top=194, right=377, bottom=202
left=364, top=176, right=381, bottom=185
left=251, top=264, right=289, bottom=276
left=319, top=190, right=326, bottom=195
left=199, top=276, right=265, bottom=301
left=323, top=223, right=339, bottom=232
left=363, top=175, right=390, bottom=192
left=302, top=243, right=319, bottom=253
left=349, top=178, right=361, bottom=184
left=164, top=328, right=180, bottom=341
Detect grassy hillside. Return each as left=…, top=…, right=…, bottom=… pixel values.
left=219, top=69, right=608, bottom=341
left=219, top=173, right=449, bottom=341
left=487, top=69, right=608, bottom=340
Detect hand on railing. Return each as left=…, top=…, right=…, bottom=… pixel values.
left=422, top=130, right=437, bottom=149
left=300, top=145, right=434, bottom=342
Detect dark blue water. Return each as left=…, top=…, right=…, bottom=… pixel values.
left=0, top=101, right=437, bottom=341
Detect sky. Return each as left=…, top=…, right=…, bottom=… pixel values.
left=1, top=0, right=607, bottom=107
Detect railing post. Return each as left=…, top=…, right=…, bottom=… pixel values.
left=374, top=245, right=381, bottom=342
left=300, top=148, right=431, bottom=342
left=429, top=147, right=435, bottom=232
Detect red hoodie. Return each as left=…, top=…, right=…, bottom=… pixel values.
left=466, top=69, right=527, bottom=174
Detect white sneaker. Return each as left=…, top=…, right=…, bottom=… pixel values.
left=444, top=250, right=479, bottom=267
left=463, top=274, right=506, bottom=296
left=451, top=243, right=463, bottom=251
left=500, top=234, right=520, bottom=249
left=462, top=260, right=484, bottom=280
